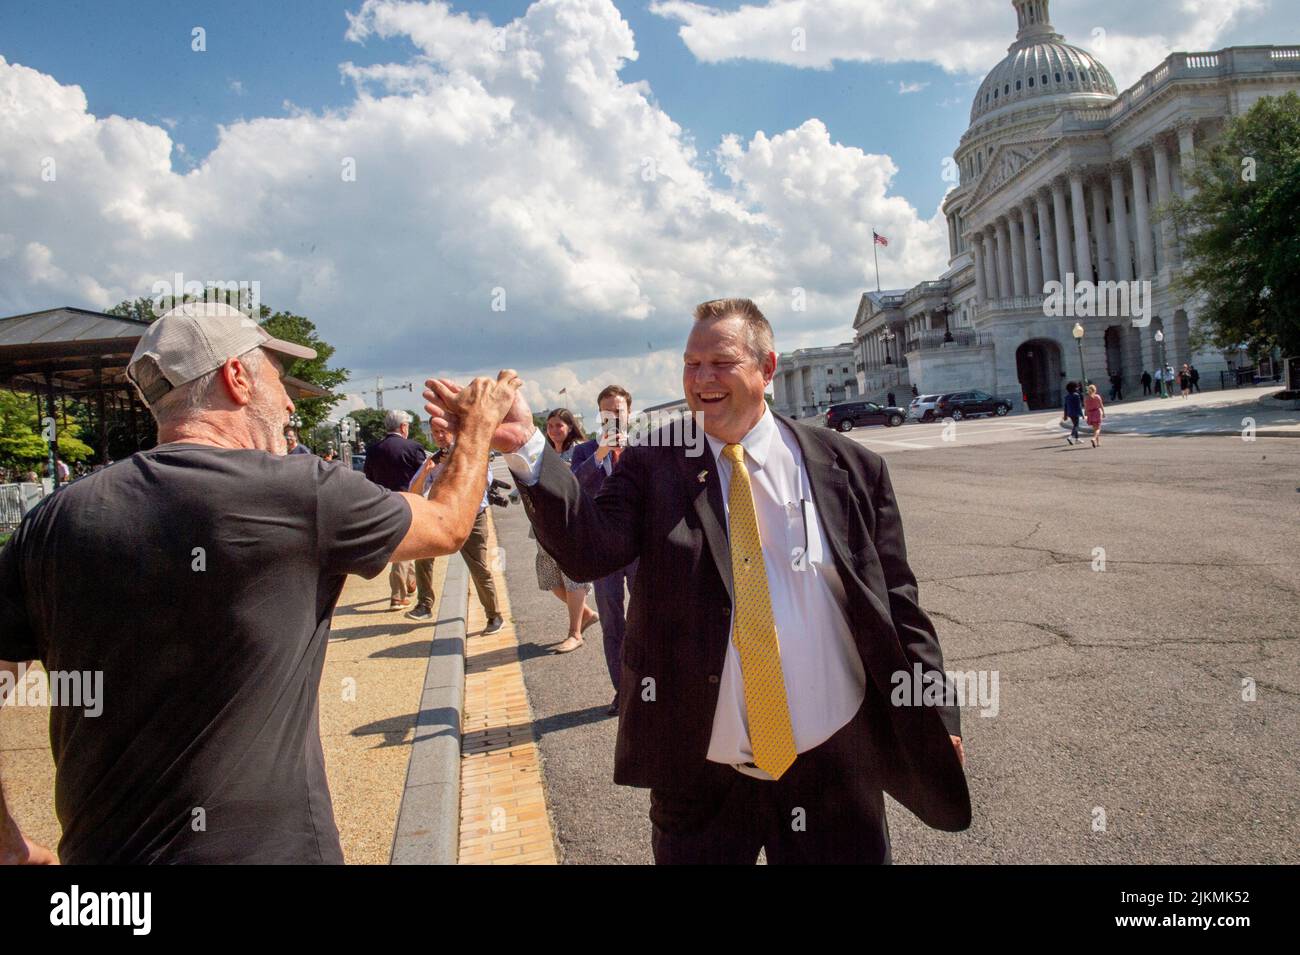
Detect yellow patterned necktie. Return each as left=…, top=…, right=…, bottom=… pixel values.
left=722, top=442, right=797, bottom=779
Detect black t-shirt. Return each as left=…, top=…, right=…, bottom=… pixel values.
left=0, top=444, right=411, bottom=864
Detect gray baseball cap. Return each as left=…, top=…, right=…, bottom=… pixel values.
left=127, top=302, right=316, bottom=405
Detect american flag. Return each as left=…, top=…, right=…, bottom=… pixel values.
left=873, top=230, right=889, bottom=247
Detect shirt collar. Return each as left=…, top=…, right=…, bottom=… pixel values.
left=705, top=406, right=778, bottom=471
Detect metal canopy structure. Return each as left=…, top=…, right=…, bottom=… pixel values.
left=0, top=306, right=330, bottom=482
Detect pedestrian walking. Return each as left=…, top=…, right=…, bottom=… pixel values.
left=887, top=391, right=896, bottom=407
left=364, top=410, right=428, bottom=609
left=1179, top=364, right=1192, bottom=398
left=405, top=427, right=504, bottom=635
left=533, top=408, right=597, bottom=650
left=1084, top=383, right=1105, bottom=447
left=1189, top=364, right=1201, bottom=393
left=1141, top=369, right=1152, bottom=396
left=1062, top=381, right=1083, bottom=445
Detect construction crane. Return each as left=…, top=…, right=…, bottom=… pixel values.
left=374, top=376, right=414, bottom=410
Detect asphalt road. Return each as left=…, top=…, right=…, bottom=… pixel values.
left=490, top=422, right=1299, bottom=864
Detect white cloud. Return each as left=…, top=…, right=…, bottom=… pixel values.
left=897, top=81, right=929, bottom=94
left=229, top=79, right=245, bottom=95
left=0, top=0, right=956, bottom=411
left=650, top=0, right=1273, bottom=89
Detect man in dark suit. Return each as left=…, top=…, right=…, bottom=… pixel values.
left=364, top=409, right=429, bottom=609
left=570, top=384, right=639, bottom=716
left=424, top=298, right=970, bottom=864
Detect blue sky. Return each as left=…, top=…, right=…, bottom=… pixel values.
left=0, top=0, right=968, bottom=224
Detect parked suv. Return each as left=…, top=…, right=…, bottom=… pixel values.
left=908, top=394, right=942, bottom=422
left=933, top=390, right=1012, bottom=420
left=825, top=400, right=906, bottom=432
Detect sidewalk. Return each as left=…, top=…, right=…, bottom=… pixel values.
left=1019, top=384, right=1299, bottom=437
left=457, top=513, right=558, bottom=864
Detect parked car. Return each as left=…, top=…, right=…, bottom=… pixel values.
left=825, top=400, right=906, bottom=432
left=908, top=394, right=942, bottom=421
left=933, top=390, right=1013, bottom=420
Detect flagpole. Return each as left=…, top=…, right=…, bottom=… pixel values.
left=872, top=229, right=881, bottom=292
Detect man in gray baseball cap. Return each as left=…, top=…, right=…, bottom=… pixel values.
left=0, top=301, right=522, bottom=864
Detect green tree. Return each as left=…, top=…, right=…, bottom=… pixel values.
left=1169, top=92, right=1300, bottom=361
left=346, top=408, right=388, bottom=449
left=257, top=309, right=349, bottom=432
left=345, top=407, right=433, bottom=451
left=104, top=297, right=159, bottom=323
left=0, top=390, right=94, bottom=470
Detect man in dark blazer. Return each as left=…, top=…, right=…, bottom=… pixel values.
left=364, top=409, right=429, bottom=608
left=570, top=384, right=640, bottom=715
left=424, top=299, right=970, bottom=864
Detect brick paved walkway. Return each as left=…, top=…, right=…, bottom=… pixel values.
left=457, top=514, right=558, bottom=864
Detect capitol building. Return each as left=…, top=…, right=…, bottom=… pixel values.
left=774, top=0, right=1299, bottom=416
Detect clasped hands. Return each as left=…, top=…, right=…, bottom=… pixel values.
left=424, top=370, right=535, bottom=453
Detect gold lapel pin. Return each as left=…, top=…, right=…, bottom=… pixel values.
left=697, top=470, right=708, bottom=483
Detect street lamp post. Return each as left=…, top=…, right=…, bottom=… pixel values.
left=1072, top=322, right=1088, bottom=391
left=882, top=328, right=896, bottom=365
left=1155, top=330, right=1168, bottom=398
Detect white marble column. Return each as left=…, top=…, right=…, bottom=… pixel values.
left=1021, top=199, right=1042, bottom=295
left=1110, top=163, right=1132, bottom=283
left=1090, top=178, right=1113, bottom=282
left=1130, top=152, right=1156, bottom=279
left=1152, top=136, right=1177, bottom=271
left=984, top=226, right=1001, bottom=299
left=996, top=218, right=1013, bottom=301
left=1068, top=171, right=1092, bottom=281
left=1051, top=179, right=1074, bottom=286
left=972, top=235, right=987, bottom=304
left=948, top=216, right=958, bottom=258
left=1036, top=191, right=1058, bottom=284
left=1177, top=122, right=1197, bottom=199
left=1009, top=214, right=1027, bottom=297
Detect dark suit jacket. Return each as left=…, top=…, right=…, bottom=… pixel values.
left=363, top=432, right=427, bottom=492
left=516, top=413, right=971, bottom=832
left=569, top=438, right=610, bottom=496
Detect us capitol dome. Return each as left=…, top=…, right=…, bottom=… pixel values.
left=969, top=0, right=1118, bottom=130
left=767, top=0, right=1300, bottom=419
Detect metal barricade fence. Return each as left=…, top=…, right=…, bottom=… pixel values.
left=0, top=483, right=45, bottom=532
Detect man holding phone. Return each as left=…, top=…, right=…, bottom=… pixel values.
left=570, top=385, right=639, bottom=714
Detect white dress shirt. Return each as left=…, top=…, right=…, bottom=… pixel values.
left=505, top=410, right=866, bottom=776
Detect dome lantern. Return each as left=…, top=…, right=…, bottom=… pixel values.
left=968, top=0, right=1118, bottom=127
left=1012, top=0, right=1061, bottom=46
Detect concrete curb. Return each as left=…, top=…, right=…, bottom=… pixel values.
left=390, top=554, right=468, bottom=865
